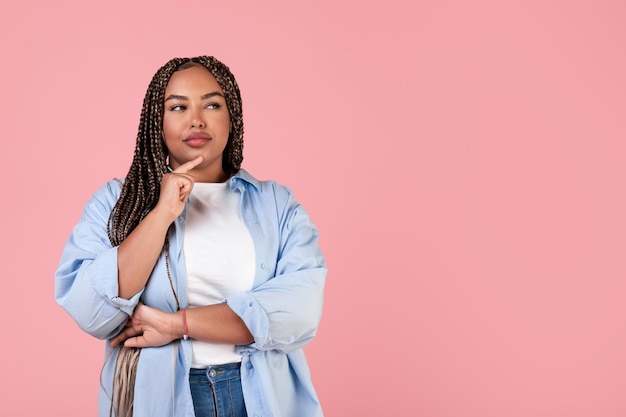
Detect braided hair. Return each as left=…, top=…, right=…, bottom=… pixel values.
left=104, top=56, right=244, bottom=417
left=107, top=56, right=244, bottom=246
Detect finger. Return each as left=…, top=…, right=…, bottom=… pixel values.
left=179, top=183, right=193, bottom=202
left=173, top=156, right=203, bottom=174
left=123, top=335, right=145, bottom=348
left=175, top=175, right=196, bottom=202
left=110, top=325, right=139, bottom=347
left=110, top=330, right=128, bottom=348
left=160, top=173, right=194, bottom=205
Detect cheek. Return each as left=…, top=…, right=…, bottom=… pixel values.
left=210, top=114, right=231, bottom=136
left=162, top=118, right=178, bottom=139
left=222, top=115, right=232, bottom=133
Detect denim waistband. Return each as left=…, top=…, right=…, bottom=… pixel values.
left=189, top=362, right=242, bottom=383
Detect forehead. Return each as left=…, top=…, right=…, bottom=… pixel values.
left=165, top=65, right=223, bottom=95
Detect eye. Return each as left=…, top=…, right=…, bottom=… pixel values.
left=206, top=102, right=222, bottom=110
left=169, top=104, right=186, bottom=111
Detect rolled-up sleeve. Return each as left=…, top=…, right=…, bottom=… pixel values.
left=55, top=181, right=142, bottom=340
left=228, top=185, right=327, bottom=354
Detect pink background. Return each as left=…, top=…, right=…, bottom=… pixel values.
left=2, top=0, right=626, bottom=415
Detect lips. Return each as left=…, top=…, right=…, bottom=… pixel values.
left=183, top=132, right=211, bottom=148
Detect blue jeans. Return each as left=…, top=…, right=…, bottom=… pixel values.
left=189, top=363, right=248, bottom=417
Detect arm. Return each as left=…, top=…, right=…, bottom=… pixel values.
left=111, top=183, right=326, bottom=352
left=117, top=157, right=203, bottom=298
left=55, top=180, right=134, bottom=339
left=110, top=302, right=253, bottom=348
left=227, top=186, right=327, bottom=353
left=55, top=157, right=203, bottom=339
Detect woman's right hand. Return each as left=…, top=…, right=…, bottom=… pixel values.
left=116, top=155, right=204, bottom=299
left=154, top=156, right=204, bottom=223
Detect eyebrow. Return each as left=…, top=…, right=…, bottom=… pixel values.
left=164, top=92, right=225, bottom=101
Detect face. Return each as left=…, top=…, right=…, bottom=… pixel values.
left=162, top=65, right=231, bottom=182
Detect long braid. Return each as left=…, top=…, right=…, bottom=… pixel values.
left=107, top=58, right=183, bottom=246
left=105, top=56, right=245, bottom=416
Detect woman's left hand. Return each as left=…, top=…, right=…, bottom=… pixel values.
left=110, top=303, right=179, bottom=348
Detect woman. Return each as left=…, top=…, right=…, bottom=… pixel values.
left=55, top=56, right=327, bottom=417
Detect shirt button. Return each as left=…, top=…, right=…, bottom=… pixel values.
left=260, top=263, right=267, bottom=270
left=246, top=362, right=253, bottom=369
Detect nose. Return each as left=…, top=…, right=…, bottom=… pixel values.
left=190, top=107, right=206, bottom=129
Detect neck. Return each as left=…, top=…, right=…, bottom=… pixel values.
left=167, top=160, right=230, bottom=183
left=190, top=167, right=229, bottom=183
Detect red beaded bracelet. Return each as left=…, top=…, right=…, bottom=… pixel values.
left=181, top=308, right=189, bottom=340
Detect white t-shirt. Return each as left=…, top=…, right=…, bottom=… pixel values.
left=184, top=181, right=255, bottom=367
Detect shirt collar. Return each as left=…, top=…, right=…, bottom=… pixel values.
left=230, top=168, right=261, bottom=191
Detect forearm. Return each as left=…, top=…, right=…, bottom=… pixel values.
left=117, top=158, right=203, bottom=299
left=176, top=303, right=254, bottom=345
left=117, top=208, right=172, bottom=299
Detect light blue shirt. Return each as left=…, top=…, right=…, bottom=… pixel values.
left=55, top=169, right=327, bottom=417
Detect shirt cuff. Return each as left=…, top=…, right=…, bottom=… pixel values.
left=90, top=246, right=143, bottom=315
